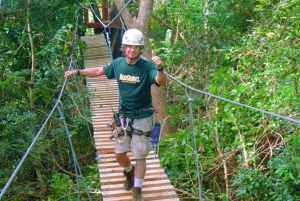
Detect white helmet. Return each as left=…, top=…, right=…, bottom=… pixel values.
left=122, top=29, right=144, bottom=46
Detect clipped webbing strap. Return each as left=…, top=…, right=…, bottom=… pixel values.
left=119, top=107, right=155, bottom=118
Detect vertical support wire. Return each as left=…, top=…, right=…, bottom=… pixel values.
left=103, top=30, right=114, bottom=200
left=56, top=101, right=92, bottom=201
left=73, top=75, right=96, bottom=150
left=185, top=89, right=202, bottom=201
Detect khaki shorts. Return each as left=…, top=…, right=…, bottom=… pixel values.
left=114, top=114, right=155, bottom=159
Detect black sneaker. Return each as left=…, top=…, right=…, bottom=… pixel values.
left=123, top=166, right=135, bottom=190
left=132, top=187, right=144, bottom=201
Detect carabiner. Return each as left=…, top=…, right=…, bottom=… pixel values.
left=121, top=117, right=129, bottom=130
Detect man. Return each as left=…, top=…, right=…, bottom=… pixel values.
left=65, top=29, right=167, bottom=201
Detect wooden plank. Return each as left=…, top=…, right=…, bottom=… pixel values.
left=102, top=191, right=179, bottom=201
left=102, top=185, right=175, bottom=197
left=101, top=180, right=172, bottom=191
left=97, top=151, right=156, bottom=159
left=99, top=159, right=161, bottom=168
left=99, top=169, right=165, bottom=179
left=98, top=163, right=162, bottom=173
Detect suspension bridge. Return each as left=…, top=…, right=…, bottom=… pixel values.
left=1, top=1, right=300, bottom=201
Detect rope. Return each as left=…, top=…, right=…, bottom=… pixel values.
left=165, top=72, right=300, bottom=125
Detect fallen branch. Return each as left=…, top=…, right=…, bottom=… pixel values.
left=55, top=190, right=102, bottom=201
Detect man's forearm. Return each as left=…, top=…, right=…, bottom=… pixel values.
left=156, top=70, right=167, bottom=86
left=77, top=67, right=104, bottom=77
left=65, top=67, right=104, bottom=78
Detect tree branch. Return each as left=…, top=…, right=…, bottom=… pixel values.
left=27, top=0, right=35, bottom=107
left=151, top=13, right=188, bottom=46
left=234, top=120, right=249, bottom=168
left=55, top=190, right=102, bottom=201
left=214, top=102, right=229, bottom=194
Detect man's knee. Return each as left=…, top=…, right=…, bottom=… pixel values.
left=136, top=158, right=146, bottom=162
left=115, top=152, right=128, bottom=161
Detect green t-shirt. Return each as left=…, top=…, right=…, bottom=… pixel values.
left=103, top=57, right=159, bottom=119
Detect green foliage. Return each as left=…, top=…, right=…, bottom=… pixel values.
left=0, top=0, right=98, bottom=200
left=2, top=0, right=300, bottom=200
left=232, top=133, right=300, bottom=201
left=50, top=173, right=77, bottom=198
left=160, top=130, right=200, bottom=192
left=155, top=0, right=300, bottom=200
left=47, top=165, right=100, bottom=200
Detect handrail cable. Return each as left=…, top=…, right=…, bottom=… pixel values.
left=105, top=0, right=131, bottom=28
left=165, top=72, right=300, bottom=125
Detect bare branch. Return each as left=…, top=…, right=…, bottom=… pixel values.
left=151, top=13, right=188, bottom=46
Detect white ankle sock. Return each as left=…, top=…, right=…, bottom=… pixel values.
left=124, top=164, right=132, bottom=172
left=134, top=177, right=144, bottom=187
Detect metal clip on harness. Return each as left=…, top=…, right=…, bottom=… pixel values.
left=115, top=117, right=129, bottom=144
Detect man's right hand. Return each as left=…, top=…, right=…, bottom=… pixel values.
left=64, top=70, right=77, bottom=77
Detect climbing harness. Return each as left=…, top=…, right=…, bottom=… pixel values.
left=107, top=108, right=155, bottom=143
left=107, top=114, right=153, bottom=143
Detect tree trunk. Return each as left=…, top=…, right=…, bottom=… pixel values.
left=214, top=102, right=229, bottom=195
left=113, top=0, right=173, bottom=136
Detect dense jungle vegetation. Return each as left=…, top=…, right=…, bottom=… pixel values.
left=1, top=0, right=299, bottom=200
